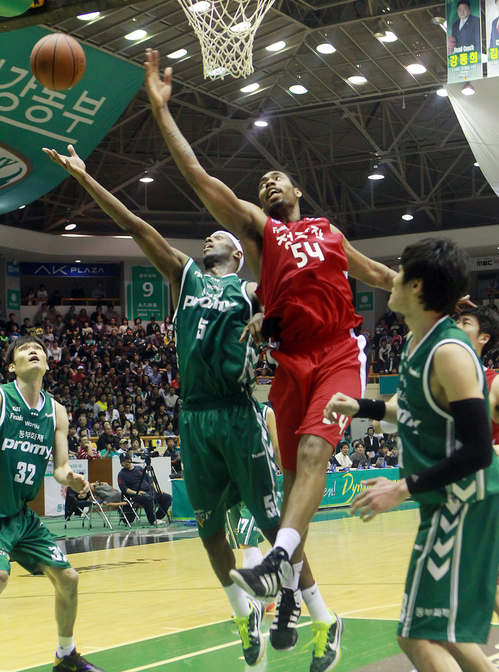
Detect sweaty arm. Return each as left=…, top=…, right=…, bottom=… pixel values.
left=330, top=223, right=396, bottom=291
left=53, top=403, right=89, bottom=493
left=42, top=145, right=187, bottom=306
left=405, top=343, right=493, bottom=496
left=144, top=50, right=265, bottom=275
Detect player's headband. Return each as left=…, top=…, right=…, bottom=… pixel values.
left=211, top=230, right=245, bottom=272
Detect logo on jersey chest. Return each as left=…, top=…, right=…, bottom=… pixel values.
left=183, top=295, right=238, bottom=312
left=1, top=438, right=51, bottom=459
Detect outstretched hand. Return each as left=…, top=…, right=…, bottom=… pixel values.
left=145, top=48, right=172, bottom=111
left=42, top=144, right=86, bottom=179
left=324, top=392, right=359, bottom=424
left=240, top=312, right=264, bottom=344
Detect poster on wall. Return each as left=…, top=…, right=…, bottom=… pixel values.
left=487, top=0, right=499, bottom=75
left=127, top=266, right=169, bottom=321
left=446, top=0, right=482, bottom=83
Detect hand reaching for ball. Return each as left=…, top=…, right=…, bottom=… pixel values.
left=42, top=144, right=87, bottom=179
left=145, top=48, right=173, bottom=112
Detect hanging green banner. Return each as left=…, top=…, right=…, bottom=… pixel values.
left=356, top=292, right=373, bottom=312
left=0, top=26, right=144, bottom=214
left=447, top=0, right=482, bottom=83
left=486, top=0, right=499, bottom=76
left=128, top=266, right=169, bottom=321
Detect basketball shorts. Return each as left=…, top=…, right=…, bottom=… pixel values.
left=226, top=504, right=265, bottom=549
left=0, top=507, right=71, bottom=575
left=269, top=330, right=367, bottom=472
left=397, top=495, right=499, bottom=643
left=179, top=394, right=281, bottom=539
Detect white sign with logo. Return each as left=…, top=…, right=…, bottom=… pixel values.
left=44, top=459, right=88, bottom=517
left=468, top=256, right=499, bottom=270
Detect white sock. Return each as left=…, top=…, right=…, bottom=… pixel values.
left=224, top=582, right=251, bottom=618
left=242, top=546, right=263, bottom=569
left=274, top=528, right=301, bottom=559
left=56, top=638, right=74, bottom=658
left=283, top=561, right=303, bottom=591
left=302, top=582, right=334, bottom=624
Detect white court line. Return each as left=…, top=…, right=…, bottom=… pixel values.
left=341, top=603, right=402, bottom=617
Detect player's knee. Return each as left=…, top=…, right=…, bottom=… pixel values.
left=201, top=529, right=227, bottom=557
left=298, top=435, right=331, bottom=468
left=53, top=568, right=79, bottom=596
left=0, top=570, right=9, bottom=593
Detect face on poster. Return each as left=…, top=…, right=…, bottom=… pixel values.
left=487, top=0, right=499, bottom=75
left=447, top=0, right=483, bottom=82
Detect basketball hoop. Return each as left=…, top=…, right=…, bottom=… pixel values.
left=177, top=0, right=275, bottom=79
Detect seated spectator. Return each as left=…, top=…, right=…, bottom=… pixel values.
left=71, top=283, right=85, bottom=301
left=378, top=338, right=391, bottom=367
left=375, top=445, right=390, bottom=464
left=67, top=423, right=79, bottom=458
left=117, top=452, right=172, bottom=525
left=49, top=289, right=62, bottom=306
left=97, top=421, right=120, bottom=457
left=37, top=284, right=48, bottom=304
left=146, top=315, right=158, bottom=336
left=334, top=442, right=352, bottom=468
left=26, top=287, right=36, bottom=305
left=387, top=444, right=399, bottom=467
left=35, top=303, right=50, bottom=326
left=164, top=386, right=179, bottom=414
left=76, top=435, right=99, bottom=460
left=383, top=350, right=400, bottom=374
left=163, top=437, right=181, bottom=472
left=350, top=443, right=370, bottom=469
left=165, top=422, right=176, bottom=437
left=118, top=318, right=130, bottom=335
left=160, top=316, right=174, bottom=337
left=92, top=282, right=106, bottom=300
left=105, top=304, right=120, bottom=322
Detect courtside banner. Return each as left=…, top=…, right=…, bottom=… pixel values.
left=0, top=25, right=143, bottom=214
left=446, top=0, right=482, bottom=83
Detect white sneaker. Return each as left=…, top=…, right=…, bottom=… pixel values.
left=155, top=519, right=168, bottom=525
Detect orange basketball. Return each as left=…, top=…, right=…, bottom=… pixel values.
left=30, top=33, right=86, bottom=91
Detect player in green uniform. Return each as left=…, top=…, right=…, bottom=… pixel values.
left=325, top=237, right=499, bottom=672
left=43, top=144, right=325, bottom=667
left=0, top=335, right=105, bottom=672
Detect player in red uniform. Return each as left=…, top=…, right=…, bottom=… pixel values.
left=455, top=306, right=499, bottom=617
left=145, top=49, right=396, bottom=672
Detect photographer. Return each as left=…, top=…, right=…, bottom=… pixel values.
left=117, top=453, right=172, bottom=525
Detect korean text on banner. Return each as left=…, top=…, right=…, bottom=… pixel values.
left=0, top=26, right=144, bottom=214
left=446, top=0, right=482, bottom=83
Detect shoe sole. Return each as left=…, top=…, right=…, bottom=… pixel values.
left=229, top=569, right=259, bottom=598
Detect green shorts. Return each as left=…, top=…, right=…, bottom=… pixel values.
left=180, top=394, right=280, bottom=539
left=397, top=495, right=499, bottom=643
left=0, top=507, right=71, bottom=575
left=226, top=503, right=265, bottom=549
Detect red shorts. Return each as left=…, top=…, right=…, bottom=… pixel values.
left=269, top=330, right=367, bottom=472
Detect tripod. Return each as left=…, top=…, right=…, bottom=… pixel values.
left=134, top=453, right=172, bottom=524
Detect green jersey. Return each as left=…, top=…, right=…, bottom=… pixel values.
left=398, top=316, right=499, bottom=504
left=174, top=258, right=258, bottom=405
left=0, top=381, right=56, bottom=518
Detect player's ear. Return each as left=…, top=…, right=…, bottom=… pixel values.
left=478, top=332, right=491, bottom=348
left=234, top=250, right=243, bottom=264
left=294, top=188, right=302, bottom=199
left=8, top=363, right=15, bottom=373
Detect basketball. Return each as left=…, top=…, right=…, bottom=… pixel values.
left=30, top=33, right=86, bottom=91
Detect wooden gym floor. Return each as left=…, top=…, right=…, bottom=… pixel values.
left=2, top=508, right=499, bottom=672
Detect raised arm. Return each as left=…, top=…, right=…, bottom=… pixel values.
left=330, top=224, right=396, bottom=290
left=42, top=145, right=188, bottom=306
left=144, top=50, right=266, bottom=266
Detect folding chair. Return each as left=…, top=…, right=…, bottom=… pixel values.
left=64, top=487, right=94, bottom=529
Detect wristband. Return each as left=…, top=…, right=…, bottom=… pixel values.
left=353, top=398, right=386, bottom=421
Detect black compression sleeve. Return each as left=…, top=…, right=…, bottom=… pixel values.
left=353, top=398, right=386, bottom=421
left=406, top=398, right=493, bottom=496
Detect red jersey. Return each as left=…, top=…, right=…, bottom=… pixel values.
left=485, top=368, right=499, bottom=444
left=256, top=216, right=361, bottom=348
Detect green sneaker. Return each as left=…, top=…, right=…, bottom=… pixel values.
left=233, top=597, right=266, bottom=666
left=309, top=613, right=343, bottom=672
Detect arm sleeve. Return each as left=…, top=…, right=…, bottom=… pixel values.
left=406, top=398, right=493, bottom=496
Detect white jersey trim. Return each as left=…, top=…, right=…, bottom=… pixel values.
left=0, top=387, right=6, bottom=428
left=173, top=257, right=194, bottom=326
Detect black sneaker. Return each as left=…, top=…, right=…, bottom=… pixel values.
left=310, top=613, right=344, bottom=672
left=230, top=547, right=293, bottom=598
left=233, top=596, right=266, bottom=666
left=53, top=649, right=106, bottom=672
left=269, top=588, right=302, bottom=651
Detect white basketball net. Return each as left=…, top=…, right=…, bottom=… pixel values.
left=177, top=0, right=276, bottom=79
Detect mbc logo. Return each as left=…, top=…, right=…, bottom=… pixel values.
left=0, top=143, right=31, bottom=190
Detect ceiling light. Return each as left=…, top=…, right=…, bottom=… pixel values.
left=113, top=235, right=133, bottom=239
left=461, top=82, right=475, bottom=95
left=406, top=63, right=427, bottom=75
left=474, top=161, right=480, bottom=167
left=61, top=234, right=93, bottom=238
left=77, top=11, right=100, bottom=20
left=19, top=205, right=25, bottom=209
left=75, top=259, right=81, bottom=263
left=378, top=31, right=397, bottom=42
left=266, top=41, right=286, bottom=52
left=402, top=214, right=413, bottom=221
left=348, top=75, right=367, bottom=85
left=65, top=223, right=77, bottom=230
left=167, top=48, right=188, bottom=59
left=431, top=15, right=446, bottom=25
left=125, top=29, right=147, bottom=40
left=190, top=1, right=211, bottom=11
left=436, top=87, right=448, bottom=97
left=230, top=21, right=251, bottom=33
left=289, top=84, right=307, bottom=94
left=373, top=20, right=386, bottom=39
left=208, top=66, right=227, bottom=78
left=254, top=120, right=268, bottom=127
left=316, top=43, right=336, bottom=54
left=368, top=169, right=385, bottom=180
left=139, top=173, right=154, bottom=183
left=241, top=82, right=260, bottom=93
